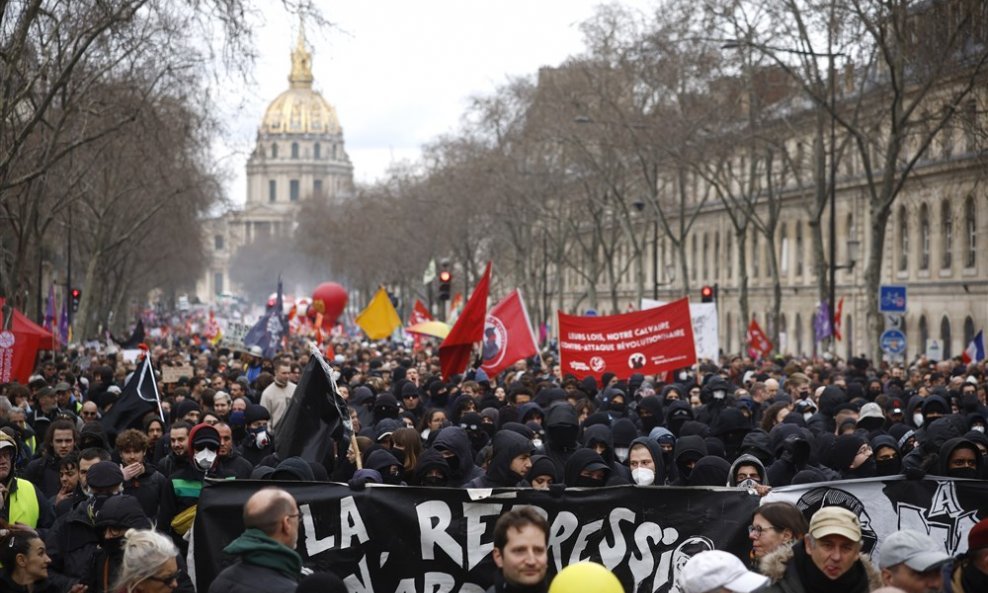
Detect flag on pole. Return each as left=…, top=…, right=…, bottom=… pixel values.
left=439, top=262, right=492, bottom=379
left=355, top=287, right=402, bottom=340
left=245, top=278, right=287, bottom=359
left=480, top=289, right=538, bottom=377
left=99, top=347, right=163, bottom=440
left=814, top=300, right=832, bottom=342
left=43, top=284, right=56, bottom=334
left=276, top=343, right=353, bottom=464
left=116, top=319, right=145, bottom=349
left=422, top=259, right=437, bottom=285
left=833, top=297, right=845, bottom=341
left=447, top=292, right=464, bottom=324
left=409, top=299, right=433, bottom=325
left=747, top=319, right=773, bottom=359
left=58, top=296, right=69, bottom=345
left=962, top=330, right=985, bottom=364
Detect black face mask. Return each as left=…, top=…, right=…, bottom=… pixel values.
left=383, top=468, right=403, bottom=485
left=444, top=454, right=462, bottom=478
left=574, top=475, right=605, bottom=488
left=421, top=475, right=447, bottom=487
left=875, top=457, right=902, bottom=477
left=100, top=536, right=125, bottom=555
left=948, top=467, right=980, bottom=480
left=609, top=402, right=626, bottom=414
left=847, top=458, right=877, bottom=479
left=467, top=431, right=489, bottom=451
left=639, top=414, right=659, bottom=433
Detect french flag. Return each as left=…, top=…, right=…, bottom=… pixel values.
left=962, top=330, right=985, bottom=364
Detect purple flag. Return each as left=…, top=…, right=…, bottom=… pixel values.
left=814, top=300, right=832, bottom=342
left=44, top=284, right=56, bottom=333
left=59, top=294, right=69, bottom=344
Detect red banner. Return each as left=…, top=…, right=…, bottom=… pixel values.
left=480, top=290, right=538, bottom=377
left=747, top=319, right=773, bottom=359
left=557, top=298, right=696, bottom=379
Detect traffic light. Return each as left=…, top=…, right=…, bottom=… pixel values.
left=700, top=285, right=714, bottom=303
left=438, top=270, right=452, bottom=301
left=70, top=288, right=81, bottom=312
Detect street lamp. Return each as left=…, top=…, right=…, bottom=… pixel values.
left=722, top=38, right=846, bottom=355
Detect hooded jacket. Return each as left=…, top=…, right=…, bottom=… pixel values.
left=413, top=448, right=451, bottom=486
left=464, top=430, right=533, bottom=488
left=628, top=436, right=666, bottom=485
left=563, top=448, right=626, bottom=487
left=932, top=437, right=984, bottom=479
left=208, top=528, right=301, bottom=593
left=543, top=404, right=580, bottom=475
left=582, top=424, right=632, bottom=482
left=670, top=435, right=707, bottom=485
left=728, top=453, right=768, bottom=487
left=687, top=456, right=731, bottom=486
left=432, top=427, right=484, bottom=487
left=365, top=449, right=405, bottom=485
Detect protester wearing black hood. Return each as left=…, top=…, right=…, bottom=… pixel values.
left=670, top=435, right=707, bottom=485
left=582, top=424, right=632, bottom=483
left=932, top=437, right=984, bottom=479
left=826, top=434, right=877, bottom=479
left=432, top=427, right=485, bottom=487
left=687, top=456, right=731, bottom=486
left=765, top=425, right=815, bottom=486
left=694, top=376, right=734, bottom=426
left=636, top=396, right=664, bottom=434
left=365, top=449, right=405, bottom=485
left=869, top=434, right=902, bottom=477
left=543, top=404, right=580, bottom=476
left=413, top=448, right=451, bottom=487
left=665, top=401, right=694, bottom=437
left=563, top=449, right=626, bottom=487
left=524, top=454, right=560, bottom=490
left=627, top=437, right=665, bottom=486
left=806, top=385, right=846, bottom=435
left=464, top=431, right=533, bottom=488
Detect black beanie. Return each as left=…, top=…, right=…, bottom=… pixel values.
left=828, top=434, right=866, bottom=471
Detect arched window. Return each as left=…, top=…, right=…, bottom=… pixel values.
left=810, top=314, right=817, bottom=356
left=899, top=205, right=909, bottom=272
left=714, top=232, right=721, bottom=280
left=314, top=142, right=321, bottom=159
left=726, top=311, right=733, bottom=354
left=795, top=313, right=803, bottom=356
left=845, top=314, right=853, bottom=361
left=726, top=233, right=733, bottom=279
left=795, top=222, right=804, bottom=276
left=271, top=143, right=278, bottom=158
left=919, top=315, right=929, bottom=353
left=919, top=203, right=930, bottom=270
left=751, top=232, right=760, bottom=278
left=965, top=196, right=977, bottom=267
left=941, top=199, right=953, bottom=269
left=964, top=316, right=975, bottom=346
left=780, top=313, right=788, bottom=354
left=780, top=224, right=789, bottom=275
left=941, top=316, right=952, bottom=359
left=291, top=142, right=299, bottom=159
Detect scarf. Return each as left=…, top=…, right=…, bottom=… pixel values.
left=961, top=559, right=988, bottom=593
left=793, top=542, right=870, bottom=593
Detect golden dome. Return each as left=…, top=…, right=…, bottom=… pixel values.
left=260, top=26, right=341, bottom=136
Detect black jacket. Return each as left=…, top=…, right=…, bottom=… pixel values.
left=464, top=430, right=533, bottom=488
left=432, top=427, right=484, bottom=487
left=24, top=453, right=63, bottom=499
left=121, top=462, right=170, bottom=520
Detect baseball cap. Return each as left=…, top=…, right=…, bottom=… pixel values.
left=878, top=529, right=951, bottom=570
left=54, top=382, right=71, bottom=392
left=809, top=506, right=862, bottom=542
left=681, top=550, right=769, bottom=593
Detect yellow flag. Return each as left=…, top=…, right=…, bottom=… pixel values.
left=356, top=287, right=401, bottom=340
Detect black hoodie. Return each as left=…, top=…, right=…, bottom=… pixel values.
left=432, top=427, right=484, bottom=487
left=583, top=424, right=632, bottom=482
left=932, top=437, right=984, bottom=479
left=544, top=404, right=580, bottom=475
left=364, top=449, right=404, bottom=485
left=670, top=435, right=707, bottom=485
left=628, top=436, right=666, bottom=485
left=563, top=449, right=626, bottom=487
left=464, top=431, right=533, bottom=488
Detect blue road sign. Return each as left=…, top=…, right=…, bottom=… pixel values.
left=880, top=328, right=907, bottom=355
left=879, top=285, right=907, bottom=314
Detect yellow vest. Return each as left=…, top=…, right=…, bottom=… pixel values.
left=8, top=478, right=40, bottom=528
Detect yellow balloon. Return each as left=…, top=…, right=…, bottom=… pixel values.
left=548, top=562, right=624, bottom=593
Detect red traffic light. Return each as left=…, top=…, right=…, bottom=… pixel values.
left=71, top=289, right=81, bottom=298
left=438, top=271, right=452, bottom=283
left=701, top=285, right=715, bottom=303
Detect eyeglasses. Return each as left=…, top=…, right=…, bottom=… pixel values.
left=748, top=525, right=779, bottom=536
left=147, top=568, right=182, bottom=585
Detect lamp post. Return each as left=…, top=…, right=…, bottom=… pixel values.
left=722, top=39, right=846, bottom=356
left=633, top=200, right=659, bottom=300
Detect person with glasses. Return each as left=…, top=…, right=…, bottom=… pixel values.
left=209, top=487, right=303, bottom=593
left=748, top=502, right=808, bottom=562
left=112, top=528, right=182, bottom=593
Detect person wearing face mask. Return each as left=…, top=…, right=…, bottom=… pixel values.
left=669, top=434, right=707, bottom=485
left=464, top=430, right=534, bottom=488
left=47, top=460, right=125, bottom=580
left=627, top=438, right=666, bottom=486
left=582, top=425, right=632, bottom=483
left=827, top=434, right=877, bottom=479
left=413, top=448, right=451, bottom=487
left=543, top=405, right=580, bottom=476
left=648, top=427, right=677, bottom=471
left=431, top=426, right=485, bottom=487
left=364, top=448, right=406, bottom=485
left=158, top=423, right=223, bottom=546
left=728, top=454, right=769, bottom=493
left=870, top=435, right=903, bottom=477
left=524, top=455, right=560, bottom=490
left=238, top=404, right=276, bottom=466
left=635, top=396, right=664, bottom=434
left=932, top=437, right=983, bottom=480
left=563, top=449, right=625, bottom=487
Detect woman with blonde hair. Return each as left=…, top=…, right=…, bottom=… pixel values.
left=112, top=529, right=182, bottom=593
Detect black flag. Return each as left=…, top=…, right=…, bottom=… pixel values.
left=244, top=278, right=286, bottom=359
left=275, top=345, right=352, bottom=464
left=116, top=320, right=146, bottom=349
left=100, top=351, right=163, bottom=440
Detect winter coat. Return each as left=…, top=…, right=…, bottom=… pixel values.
left=728, top=453, right=768, bottom=486
left=628, top=436, right=666, bottom=485
left=759, top=540, right=881, bottom=593
left=464, top=430, right=533, bottom=488
left=432, top=427, right=484, bottom=487
left=208, top=528, right=301, bottom=593
left=121, top=462, right=170, bottom=521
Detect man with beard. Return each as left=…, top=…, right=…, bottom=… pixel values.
left=487, top=507, right=549, bottom=593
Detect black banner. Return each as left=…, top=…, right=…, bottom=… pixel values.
left=191, top=482, right=760, bottom=593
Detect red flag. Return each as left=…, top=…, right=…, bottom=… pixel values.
left=747, top=319, right=773, bottom=359
left=557, top=298, right=697, bottom=379
left=439, top=262, right=492, bottom=379
left=480, top=290, right=538, bottom=377
left=409, top=299, right=433, bottom=325
left=833, top=297, right=844, bottom=341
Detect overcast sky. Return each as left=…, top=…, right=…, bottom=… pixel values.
left=212, top=1, right=654, bottom=205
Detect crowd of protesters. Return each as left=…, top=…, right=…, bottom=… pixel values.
left=1, top=330, right=987, bottom=592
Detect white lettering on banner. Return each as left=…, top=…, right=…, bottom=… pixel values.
left=569, top=519, right=604, bottom=565
left=464, top=503, right=503, bottom=570
left=301, top=496, right=369, bottom=556
left=417, top=500, right=463, bottom=563
left=548, top=511, right=579, bottom=573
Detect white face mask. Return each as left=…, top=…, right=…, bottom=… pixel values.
left=532, top=438, right=544, bottom=450
left=973, top=425, right=986, bottom=433
left=737, top=478, right=760, bottom=490
left=632, top=467, right=655, bottom=486
left=194, top=449, right=217, bottom=469
left=803, top=412, right=814, bottom=422
left=614, top=447, right=630, bottom=462
left=713, top=390, right=726, bottom=400
left=254, top=430, right=270, bottom=448
left=913, top=413, right=925, bottom=427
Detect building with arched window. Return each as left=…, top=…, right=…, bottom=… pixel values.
left=197, top=26, right=354, bottom=300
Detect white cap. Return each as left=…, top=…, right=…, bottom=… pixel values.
left=681, top=550, right=769, bottom=593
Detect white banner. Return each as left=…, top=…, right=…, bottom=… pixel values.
left=642, top=299, right=719, bottom=361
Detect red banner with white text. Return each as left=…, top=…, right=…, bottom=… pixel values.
left=558, top=298, right=697, bottom=379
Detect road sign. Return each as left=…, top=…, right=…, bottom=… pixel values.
left=885, top=314, right=903, bottom=329
left=879, top=285, right=907, bottom=313
left=880, top=329, right=907, bottom=355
